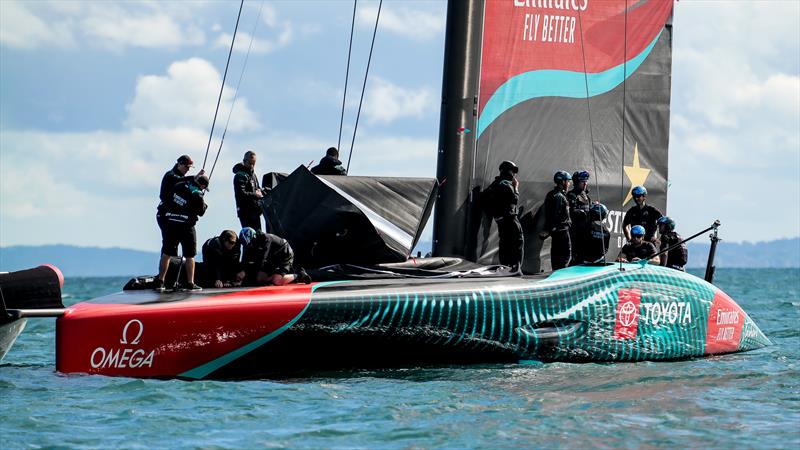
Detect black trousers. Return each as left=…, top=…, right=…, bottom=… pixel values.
left=239, top=214, right=263, bottom=232
left=551, top=228, right=572, bottom=270
left=497, top=216, right=523, bottom=270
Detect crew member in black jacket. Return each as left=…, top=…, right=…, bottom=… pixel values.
left=310, top=147, right=347, bottom=176
left=156, top=174, right=209, bottom=291
left=155, top=155, right=203, bottom=291
left=239, top=228, right=310, bottom=286
left=484, top=161, right=523, bottom=271
left=540, top=170, right=573, bottom=270
left=233, top=150, right=265, bottom=231
left=622, top=185, right=663, bottom=243
left=202, top=230, right=242, bottom=288
left=582, top=203, right=611, bottom=264
left=567, top=170, right=592, bottom=265
left=657, top=216, right=688, bottom=271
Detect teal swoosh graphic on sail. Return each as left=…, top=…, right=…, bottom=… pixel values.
left=477, top=31, right=662, bottom=139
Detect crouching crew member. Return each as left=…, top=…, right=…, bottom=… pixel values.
left=239, top=228, right=311, bottom=286
left=582, top=203, right=610, bottom=264
left=233, top=150, right=266, bottom=231
left=567, top=170, right=592, bottom=265
left=310, top=147, right=347, bottom=176
left=156, top=174, right=210, bottom=291
left=622, top=185, right=663, bottom=244
left=485, top=161, right=523, bottom=271
left=617, top=225, right=660, bottom=265
left=540, top=170, right=572, bottom=270
left=657, top=216, right=688, bottom=271
left=202, top=230, right=242, bottom=288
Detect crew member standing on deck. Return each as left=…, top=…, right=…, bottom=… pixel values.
left=155, top=155, right=203, bottom=291
left=582, top=203, right=611, bottom=264
left=657, top=216, right=688, bottom=271
left=156, top=174, right=210, bottom=291
left=540, top=170, right=573, bottom=270
left=484, top=161, right=523, bottom=272
left=310, top=147, right=348, bottom=176
left=233, top=150, right=266, bottom=232
left=622, top=186, right=662, bottom=244
left=567, top=170, right=592, bottom=265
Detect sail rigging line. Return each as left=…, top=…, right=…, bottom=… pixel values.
left=201, top=0, right=245, bottom=171
left=345, top=0, right=383, bottom=174
left=619, top=0, right=629, bottom=271
left=208, top=0, right=266, bottom=181
left=577, top=8, right=604, bottom=262
left=338, top=0, right=358, bottom=151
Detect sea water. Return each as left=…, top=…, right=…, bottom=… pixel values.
left=1, top=269, right=798, bottom=449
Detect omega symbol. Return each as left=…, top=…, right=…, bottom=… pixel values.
left=120, top=319, right=144, bottom=345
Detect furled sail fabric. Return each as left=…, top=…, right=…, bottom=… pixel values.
left=435, top=0, right=673, bottom=273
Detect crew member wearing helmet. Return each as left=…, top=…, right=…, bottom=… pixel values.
left=622, top=185, right=663, bottom=243
left=156, top=174, right=210, bottom=291
left=581, top=203, right=611, bottom=264
left=239, top=228, right=311, bottom=286
left=567, top=170, right=593, bottom=265
left=657, top=216, right=688, bottom=271
left=201, top=230, right=243, bottom=288
left=539, top=170, right=573, bottom=270
left=155, top=155, right=204, bottom=291
left=483, top=161, right=523, bottom=271
left=616, top=225, right=659, bottom=264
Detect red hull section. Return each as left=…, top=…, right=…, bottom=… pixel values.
left=56, top=284, right=313, bottom=378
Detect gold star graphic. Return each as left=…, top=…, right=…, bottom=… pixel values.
left=622, top=142, right=651, bottom=206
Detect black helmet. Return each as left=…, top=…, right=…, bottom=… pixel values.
left=499, top=160, right=518, bottom=174
left=553, top=170, right=572, bottom=183
left=573, top=170, right=590, bottom=182
left=590, top=203, right=608, bottom=220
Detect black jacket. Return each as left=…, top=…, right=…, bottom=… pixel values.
left=162, top=180, right=207, bottom=226
left=659, top=231, right=688, bottom=269
left=485, top=176, right=519, bottom=219
left=241, top=232, right=293, bottom=274
left=544, top=187, right=571, bottom=232
left=157, top=165, right=192, bottom=214
left=202, top=237, right=242, bottom=282
left=232, top=163, right=262, bottom=217
left=619, top=241, right=658, bottom=261
left=583, top=220, right=610, bottom=263
left=623, top=204, right=663, bottom=241
left=310, top=156, right=347, bottom=176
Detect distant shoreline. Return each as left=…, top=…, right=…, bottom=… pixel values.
left=1, top=238, right=798, bottom=276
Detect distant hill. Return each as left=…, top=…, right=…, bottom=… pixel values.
left=1, top=238, right=798, bottom=276
left=0, top=245, right=158, bottom=277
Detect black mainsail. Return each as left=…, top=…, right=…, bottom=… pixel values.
left=434, top=0, right=673, bottom=273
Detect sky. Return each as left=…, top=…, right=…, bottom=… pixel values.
left=0, top=0, right=798, bottom=253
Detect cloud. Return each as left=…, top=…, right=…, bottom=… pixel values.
left=125, top=58, right=260, bottom=132
left=82, top=7, right=205, bottom=50
left=357, top=4, right=444, bottom=41
left=0, top=1, right=76, bottom=49
left=214, top=4, right=293, bottom=54
left=362, top=77, right=436, bottom=124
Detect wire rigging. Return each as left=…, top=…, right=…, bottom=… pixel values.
left=619, top=0, right=629, bottom=270
left=577, top=9, right=604, bottom=263
left=338, top=0, right=358, bottom=151
left=208, top=0, right=266, bottom=181
left=345, top=0, right=383, bottom=174
left=201, top=0, right=245, bottom=171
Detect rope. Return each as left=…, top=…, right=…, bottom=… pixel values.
left=338, top=0, right=358, bottom=151
left=346, top=0, right=383, bottom=174
left=577, top=9, right=604, bottom=263
left=208, top=0, right=266, bottom=181
left=619, top=0, right=629, bottom=270
left=201, top=0, right=244, bottom=170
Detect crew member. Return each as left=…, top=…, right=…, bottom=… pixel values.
left=539, top=170, right=572, bottom=270
left=567, top=170, right=592, bottom=265
left=622, top=186, right=662, bottom=243
left=582, top=203, right=610, bottom=264
left=616, top=225, right=660, bottom=264
left=657, top=216, right=688, bottom=271
left=310, top=147, right=347, bottom=176
left=233, top=150, right=266, bottom=231
left=155, top=155, right=203, bottom=291
left=201, top=230, right=242, bottom=288
left=156, top=174, right=210, bottom=291
left=484, top=161, right=523, bottom=271
left=239, top=228, right=311, bottom=286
